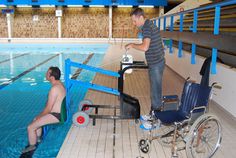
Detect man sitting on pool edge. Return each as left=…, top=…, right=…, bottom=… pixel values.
left=22, top=66, right=66, bottom=153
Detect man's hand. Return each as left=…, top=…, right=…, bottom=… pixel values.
left=125, top=38, right=150, bottom=52
left=34, top=113, right=45, bottom=121
left=125, top=43, right=133, bottom=50
left=34, top=115, right=41, bottom=121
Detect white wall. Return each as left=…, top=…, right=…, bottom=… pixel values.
left=165, top=47, right=236, bottom=118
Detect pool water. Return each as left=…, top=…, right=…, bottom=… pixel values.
left=0, top=44, right=108, bottom=158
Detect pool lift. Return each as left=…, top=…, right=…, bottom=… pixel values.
left=65, top=55, right=148, bottom=127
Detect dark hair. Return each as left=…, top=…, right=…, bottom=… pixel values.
left=49, top=66, right=61, bottom=80
left=130, top=8, right=145, bottom=17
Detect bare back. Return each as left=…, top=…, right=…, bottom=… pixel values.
left=49, top=82, right=66, bottom=113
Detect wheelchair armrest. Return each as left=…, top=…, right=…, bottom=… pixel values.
left=190, top=106, right=206, bottom=114
left=212, top=82, right=222, bottom=89
left=162, top=95, right=179, bottom=111
left=163, top=95, right=179, bottom=102
left=189, top=106, right=207, bottom=124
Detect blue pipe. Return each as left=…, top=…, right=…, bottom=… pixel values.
left=169, top=16, right=174, bottom=54
left=211, top=6, right=221, bottom=74
left=163, top=16, right=166, bottom=31
left=191, top=10, right=198, bottom=64
left=69, top=59, right=120, bottom=77
left=178, top=14, right=183, bottom=58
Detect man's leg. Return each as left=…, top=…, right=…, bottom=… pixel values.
left=140, top=60, right=165, bottom=123
left=36, top=128, right=42, bottom=138
left=36, top=128, right=42, bottom=143
left=27, top=114, right=59, bottom=145
left=140, top=60, right=165, bottom=129
left=149, top=60, right=165, bottom=111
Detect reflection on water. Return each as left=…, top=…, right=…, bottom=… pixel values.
left=10, top=52, right=14, bottom=75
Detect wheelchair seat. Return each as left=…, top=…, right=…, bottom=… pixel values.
left=155, top=81, right=212, bottom=124
left=42, top=97, right=68, bottom=139
left=59, top=97, right=67, bottom=124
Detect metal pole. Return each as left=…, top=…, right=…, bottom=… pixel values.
left=169, top=16, right=174, bottom=53
left=58, top=16, right=62, bottom=38
left=191, top=10, right=198, bottom=64
left=178, top=13, right=183, bottom=58
left=163, top=16, right=166, bottom=31
left=65, top=59, right=71, bottom=122
left=211, top=6, right=221, bottom=74
left=6, top=13, right=12, bottom=40
left=158, top=18, right=161, bottom=31
left=109, top=6, right=112, bottom=39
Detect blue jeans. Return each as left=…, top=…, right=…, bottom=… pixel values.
left=148, top=59, right=165, bottom=111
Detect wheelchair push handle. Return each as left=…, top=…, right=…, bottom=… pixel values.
left=212, top=82, right=222, bottom=89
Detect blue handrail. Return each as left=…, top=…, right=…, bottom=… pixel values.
left=155, top=0, right=236, bottom=74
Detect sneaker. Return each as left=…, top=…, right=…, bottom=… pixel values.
left=140, top=120, right=160, bottom=130
left=140, top=114, right=152, bottom=122
left=140, top=110, right=156, bottom=122
left=21, top=145, right=36, bottom=154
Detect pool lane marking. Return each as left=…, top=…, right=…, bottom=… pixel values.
left=0, top=53, right=30, bottom=64
left=0, top=54, right=59, bottom=90
left=71, top=53, right=94, bottom=79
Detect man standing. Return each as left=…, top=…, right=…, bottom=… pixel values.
left=22, top=67, right=66, bottom=153
left=125, top=8, right=165, bottom=127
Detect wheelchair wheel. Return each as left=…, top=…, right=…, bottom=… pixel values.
left=186, top=114, right=222, bottom=158
left=73, top=111, right=90, bottom=127
left=79, top=99, right=93, bottom=114
left=139, top=139, right=151, bottom=154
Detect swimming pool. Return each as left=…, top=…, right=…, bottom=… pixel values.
left=0, top=43, right=108, bottom=158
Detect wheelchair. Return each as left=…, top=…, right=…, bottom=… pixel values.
left=138, top=79, right=222, bottom=158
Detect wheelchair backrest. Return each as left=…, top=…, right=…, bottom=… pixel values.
left=179, top=81, right=212, bottom=117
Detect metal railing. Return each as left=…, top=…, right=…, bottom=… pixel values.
left=153, top=0, right=236, bottom=74
left=65, top=58, right=121, bottom=117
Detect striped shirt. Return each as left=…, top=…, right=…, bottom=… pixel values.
left=142, top=19, right=164, bottom=67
